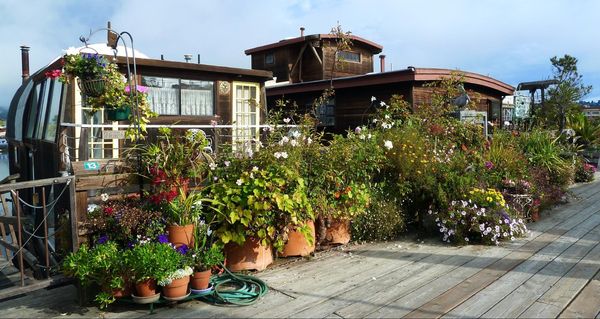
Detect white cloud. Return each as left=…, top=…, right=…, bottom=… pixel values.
left=1, top=0, right=600, bottom=107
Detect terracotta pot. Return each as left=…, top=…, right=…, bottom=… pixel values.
left=224, top=238, right=273, bottom=272
left=531, top=208, right=540, bottom=222
left=167, top=224, right=194, bottom=248
left=281, top=220, right=316, bottom=257
left=191, top=270, right=211, bottom=290
left=135, top=278, right=158, bottom=297
left=162, top=276, right=190, bottom=299
left=325, top=218, right=351, bottom=245
left=111, top=277, right=132, bottom=298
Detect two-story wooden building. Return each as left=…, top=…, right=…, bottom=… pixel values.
left=245, top=29, right=514, bottom=133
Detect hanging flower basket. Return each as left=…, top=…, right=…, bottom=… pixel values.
left=106, top=105, right=131, bottom=121
left=78, top=78, right=107, bottom=97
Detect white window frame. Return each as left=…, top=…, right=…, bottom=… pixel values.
left=231, top=82, right=260, bottom=149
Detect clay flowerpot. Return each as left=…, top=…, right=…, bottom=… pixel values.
left=224, top=238, right=273, bottom=272
left=135, top=278, right=158, bottom=297
left=531, top=207, right=540, bottom=222
left=190, top=270, right=211, bottom=290
left=162, top=276, right=190, bottom=299
left=325, top=218, right=351, bottom=245
left=167, top=224, right=194, bottom=248
left=111, top=277, right=132, bottom=298
left=281, top=220, right=316, bottom=257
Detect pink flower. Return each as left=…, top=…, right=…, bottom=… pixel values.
left=485, top=161, right=494, bottom=170
left=125, top=85, right=149, bottom=94
left=45, top=69, right=62, bottom=79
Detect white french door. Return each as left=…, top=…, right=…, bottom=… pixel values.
left=232, top=82, right=260, bottom=149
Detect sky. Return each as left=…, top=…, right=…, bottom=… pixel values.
left=1, top=0, right=599, bottom=108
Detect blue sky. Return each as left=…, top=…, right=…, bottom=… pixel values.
left=1, top=0, right=599, bottom=107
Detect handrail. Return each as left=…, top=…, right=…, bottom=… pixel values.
left=0, top=176, right=75, bottom=193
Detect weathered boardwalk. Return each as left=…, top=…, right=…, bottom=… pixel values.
left=1, top=178, right=599, bottom=318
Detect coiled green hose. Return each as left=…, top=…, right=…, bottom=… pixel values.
left=200, top=265, right=269, bottom=306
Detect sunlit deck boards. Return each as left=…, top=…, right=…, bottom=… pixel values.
left=1, top=178, right=599, bottom=318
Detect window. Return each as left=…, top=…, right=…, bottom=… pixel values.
left=26, top=82, right=42, bottom=139
left=316, top=98, right=335, bottom=126
left=336, top=51, right=361, bottom=63
left=142, top=76, right=214, bottom=116
left=265, top=53, right=274, bottom=64
left=82, top=99, right=116, bottom=159
left=44, top=80, right=64, bottom=142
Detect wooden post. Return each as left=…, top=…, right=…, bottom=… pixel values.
left=68, top=177, right=80, bottom=252
left=15, top=191, right=24, bottom=287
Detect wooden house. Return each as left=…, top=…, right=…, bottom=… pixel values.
left=7, top=44, right=272, bottom=182
left=246, top=30, right=514, bottom=133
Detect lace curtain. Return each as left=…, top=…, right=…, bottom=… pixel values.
left=146, top=86, right=213, bottom=116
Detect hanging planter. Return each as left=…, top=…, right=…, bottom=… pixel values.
left=106, top=105, right=131, bottom=121
left=78, top=78, right=108, bottom=97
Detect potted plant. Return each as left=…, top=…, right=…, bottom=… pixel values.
left=58, top=53, right=157, bottom=140
left=208, top=151, right=313, bottom=270
left=60, top=53, right=110, bottom=97
left=62, top=240, right=128, bottom=309
left=123, top=241, right=183, bottom=298
left=158, top=243, right=193, bottom=299
left=188, top=222, right=224, bottom=290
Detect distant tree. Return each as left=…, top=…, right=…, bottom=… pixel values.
left=542, top=54, right=592, bottom=131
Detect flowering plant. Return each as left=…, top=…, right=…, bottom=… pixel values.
left=142, top=128, right=213, bottom=204
left=62, top=241, right=127, bottom=308
left=59, top=53, right=110, bottom=82
left=123, top=241, right=185, bottom=284
left=430, top=199, right=528, bottom=245
left=575, top=161, right=596, bottom=183
left=467, top=188, right=506, bottom=208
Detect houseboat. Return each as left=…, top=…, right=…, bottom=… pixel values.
left=246, top=28, right=515, bottom=133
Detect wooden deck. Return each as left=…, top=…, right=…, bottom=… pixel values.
left=1, top=178, right=599, bottom=318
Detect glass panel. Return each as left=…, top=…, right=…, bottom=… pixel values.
left=35, top=79, right=51, bottom=139
left=181, top=80, right=214, bottom=116
left=44, top=80, right=63, bottom=142
left=26, top=82, right=41, bottom=139
left=142, top=76, right=179, bottom=115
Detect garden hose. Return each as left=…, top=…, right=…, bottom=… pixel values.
left=201, top=263, right=268, bottom=306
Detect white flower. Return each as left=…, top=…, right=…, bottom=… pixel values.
left=87, top=204, right=99, bottom=213
left=209, top=163, right=217, bottom=170
left=355, top=127, right=362, bottom=134
left=291, top=140, right=298, bottom=147
left=307, top=137, right=313, bottom=144
left=373, top=118, right=378, bottom=123
left=236, top=179, right=243, bottom=186
left=283, top=118, right=291, bottom=124
left=384, top=114, right=390, bottom=119
left=210, top=120, right=218, bottom=127
left=224, top=161, right=231, bottom=167
left=100, top=193, right=109, bottom=202
left=213, top=176, right=218, bottom=181
left=371, top=96, right=377, bottom=102
left=359, top=134, right=366, bottom=140
left=281, top=151, right=288, bottom=159
left=380, top=101, right=388, bottom=108
left=382, top=122, right=392, bottom=129
left=281, top=136, right=289, bottom=144
left=252, top=166, right=259, bottom=172
left=367, top=133, right=372, bottom=139
left=291, top=130, right=301, bottom=139
left=383, top=140, right=393, bottom=150
left=464, top=237, right=469, bottom=242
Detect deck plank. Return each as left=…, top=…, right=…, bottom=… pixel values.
left=558, top=269, right=600, bottom=319
left=443, top=212, right=600, bottom=318
left=482, top=224, right=600, bottom=318
left=407, top=195, right=600, bottom=319
left=519, top=235, right=600, bottom=318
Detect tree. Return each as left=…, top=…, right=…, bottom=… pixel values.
left=543, top=54, right=592, bottom=131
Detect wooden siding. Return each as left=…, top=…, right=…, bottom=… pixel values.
left=322, top=42, right=374, bottom=80
left=251, top=50, right=290, bottom=82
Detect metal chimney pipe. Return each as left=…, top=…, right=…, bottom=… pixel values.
left=197, top=54, right=201, bottom=64
left=379, top=54, right=386, bottom=73
left=300, top=27, right=305, bottom=37
left=184, top=54, right=192, bottom=63
left=20, top=45, right=30, bottom=83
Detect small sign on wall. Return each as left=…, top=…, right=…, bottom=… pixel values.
left=83, top=161, right=100, bottom=170
left=102, top=130, right=126, bottom=139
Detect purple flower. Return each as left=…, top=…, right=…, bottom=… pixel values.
left=157, top=234, right=169, bottom=244
left=126, top=241, right=134, bottom=249
left=176, top=244, right=189, bottom=255
left=97, top=235, right=109, bottom=244
left=485, top=161, right=494, bottom=170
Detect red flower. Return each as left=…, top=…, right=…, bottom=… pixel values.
left=104, top=207, right=114, bottom=216
left=44, top=69, right=62, bottom=79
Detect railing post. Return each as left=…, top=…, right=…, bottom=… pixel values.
left=42, top=187, right=50, bottom=278
left=68, top=177, right=79, bottom=252
left=15, top=190, right=24, bottom=287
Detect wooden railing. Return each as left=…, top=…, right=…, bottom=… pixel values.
left=0, top=176, right=76, bottom=300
